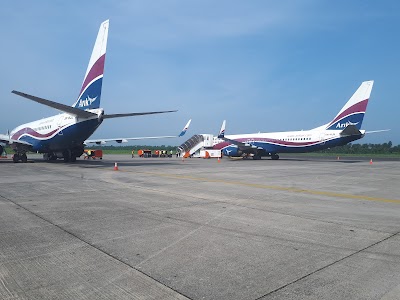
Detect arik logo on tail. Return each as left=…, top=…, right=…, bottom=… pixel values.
left=78, top=96, right=97, bottom=108
left=336, top=120, right=359, bottom=129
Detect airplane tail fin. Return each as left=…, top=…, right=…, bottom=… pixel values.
left=218, top=120, right=226, bottom=138
left=72, top=20, right=109, bottom=110
left=325, top=80, right=374, bottom=130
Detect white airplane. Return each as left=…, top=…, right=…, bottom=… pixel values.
left=215, top=80, right=388, bottom=160
left=0, top=20, right=190, bottom=163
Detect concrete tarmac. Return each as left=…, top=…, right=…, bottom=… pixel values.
left=0, top=154, right=399, bottom=300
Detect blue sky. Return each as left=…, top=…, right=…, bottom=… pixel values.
left=1, top=1, right=398, bottom=145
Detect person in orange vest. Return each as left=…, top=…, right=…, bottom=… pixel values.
left=131, top=149, right=135, bottom=158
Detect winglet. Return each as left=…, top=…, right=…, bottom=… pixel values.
left=179, top=119, right=192, bottom=137
left=218, top=120, right=226, bottom=138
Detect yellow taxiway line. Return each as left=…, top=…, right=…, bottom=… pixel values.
left=138, top=171, right=400, bottom=204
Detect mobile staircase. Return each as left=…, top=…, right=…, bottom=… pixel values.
left=178, top=134, right=204, bottom=157
left=178, top=134, right=221, bottom=158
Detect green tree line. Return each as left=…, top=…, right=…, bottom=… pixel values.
left=2, top=142, right=400, bottom=155
left=318, top=141, right=400, bottom=154
left=86, top=142, right=400, bottom=155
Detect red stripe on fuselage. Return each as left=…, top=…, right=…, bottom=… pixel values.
left=328, top=99, right=368, bottom=126
left=11, top=126, right=63, bottom=140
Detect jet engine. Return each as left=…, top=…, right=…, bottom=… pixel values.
left=222, top=146, right=242, bottom=157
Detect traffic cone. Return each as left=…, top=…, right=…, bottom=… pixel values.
left=218, top=157, right=221, bottom=163
left=369, top=159, right=373, bottom=165
left=114, top=162, right=119, bottom=170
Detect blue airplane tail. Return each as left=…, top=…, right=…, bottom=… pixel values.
left=72, top=20, right=109, bottom=110
left=325, top=81, right=373, bottom=130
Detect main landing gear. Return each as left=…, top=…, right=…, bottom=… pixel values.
left=63, top=149, right=77, bottom=162
left=43, top=147, right=82, bottom=162
left=271, top=154, right=280, bottom=160
left=13, top=153, right=28, bottom=163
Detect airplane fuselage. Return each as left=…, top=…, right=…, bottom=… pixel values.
left=213, top=129, right=365, bottom=157
left=9, top=109, right=103, bottom=153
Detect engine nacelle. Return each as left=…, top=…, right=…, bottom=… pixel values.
left=222, top=146, right=242, bottom=157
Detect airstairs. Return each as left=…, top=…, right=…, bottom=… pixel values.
left=178, top=134, right=204, bottom=157
left=178, top=134, right=221, bottom=158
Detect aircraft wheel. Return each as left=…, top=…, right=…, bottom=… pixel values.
left=252, top=155, right=261, bottom=160
left=271, top=154, right=280, bottom=160
left=21, top=153, right=28, bottom=163
left=63, top=150, right=71, bottom=162
left=70, top=156, right=77, bottom=162
left=13, top=154, right=20, bottom=163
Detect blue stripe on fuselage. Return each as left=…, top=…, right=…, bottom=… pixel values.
left=222, top=135, right=363, bottom=156
left=19, top=119, right=100, bottom=152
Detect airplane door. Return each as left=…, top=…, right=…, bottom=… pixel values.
left=319, top=133, right=325, bottom=145
left=57, top=115, right=63, bottom=135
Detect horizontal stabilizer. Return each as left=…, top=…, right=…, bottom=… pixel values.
left=365, top=129, right=391, bottom=134
left=340, top=124, right=362, bottom=136
left=103, top=110, right=177, bottom=119
left=12, top=90, right=97, bottom=118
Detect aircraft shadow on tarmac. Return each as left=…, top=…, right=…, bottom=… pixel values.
left=229, top=157, right=365, bottom=163
left=23, top=158, right=184, bottom=168
left=278, top=158, right=363, bottom=163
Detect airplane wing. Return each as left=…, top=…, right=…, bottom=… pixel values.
left=103, top=111, right=177, bottom=119
left=12, top=90, right=97, bottom=118
left=0, top=134, right=33, bottom=146
left=85, top=119, right=191, bottom=145
left=220, top=137, right=259, bottom=151
left=217, top=120, right=259, bottom=151
left=0, top=134, right=33, bottom=154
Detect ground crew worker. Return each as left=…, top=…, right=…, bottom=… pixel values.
left=132, top=149, right=135, bottom=158
left=169, top=150, right=173, bottom=157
